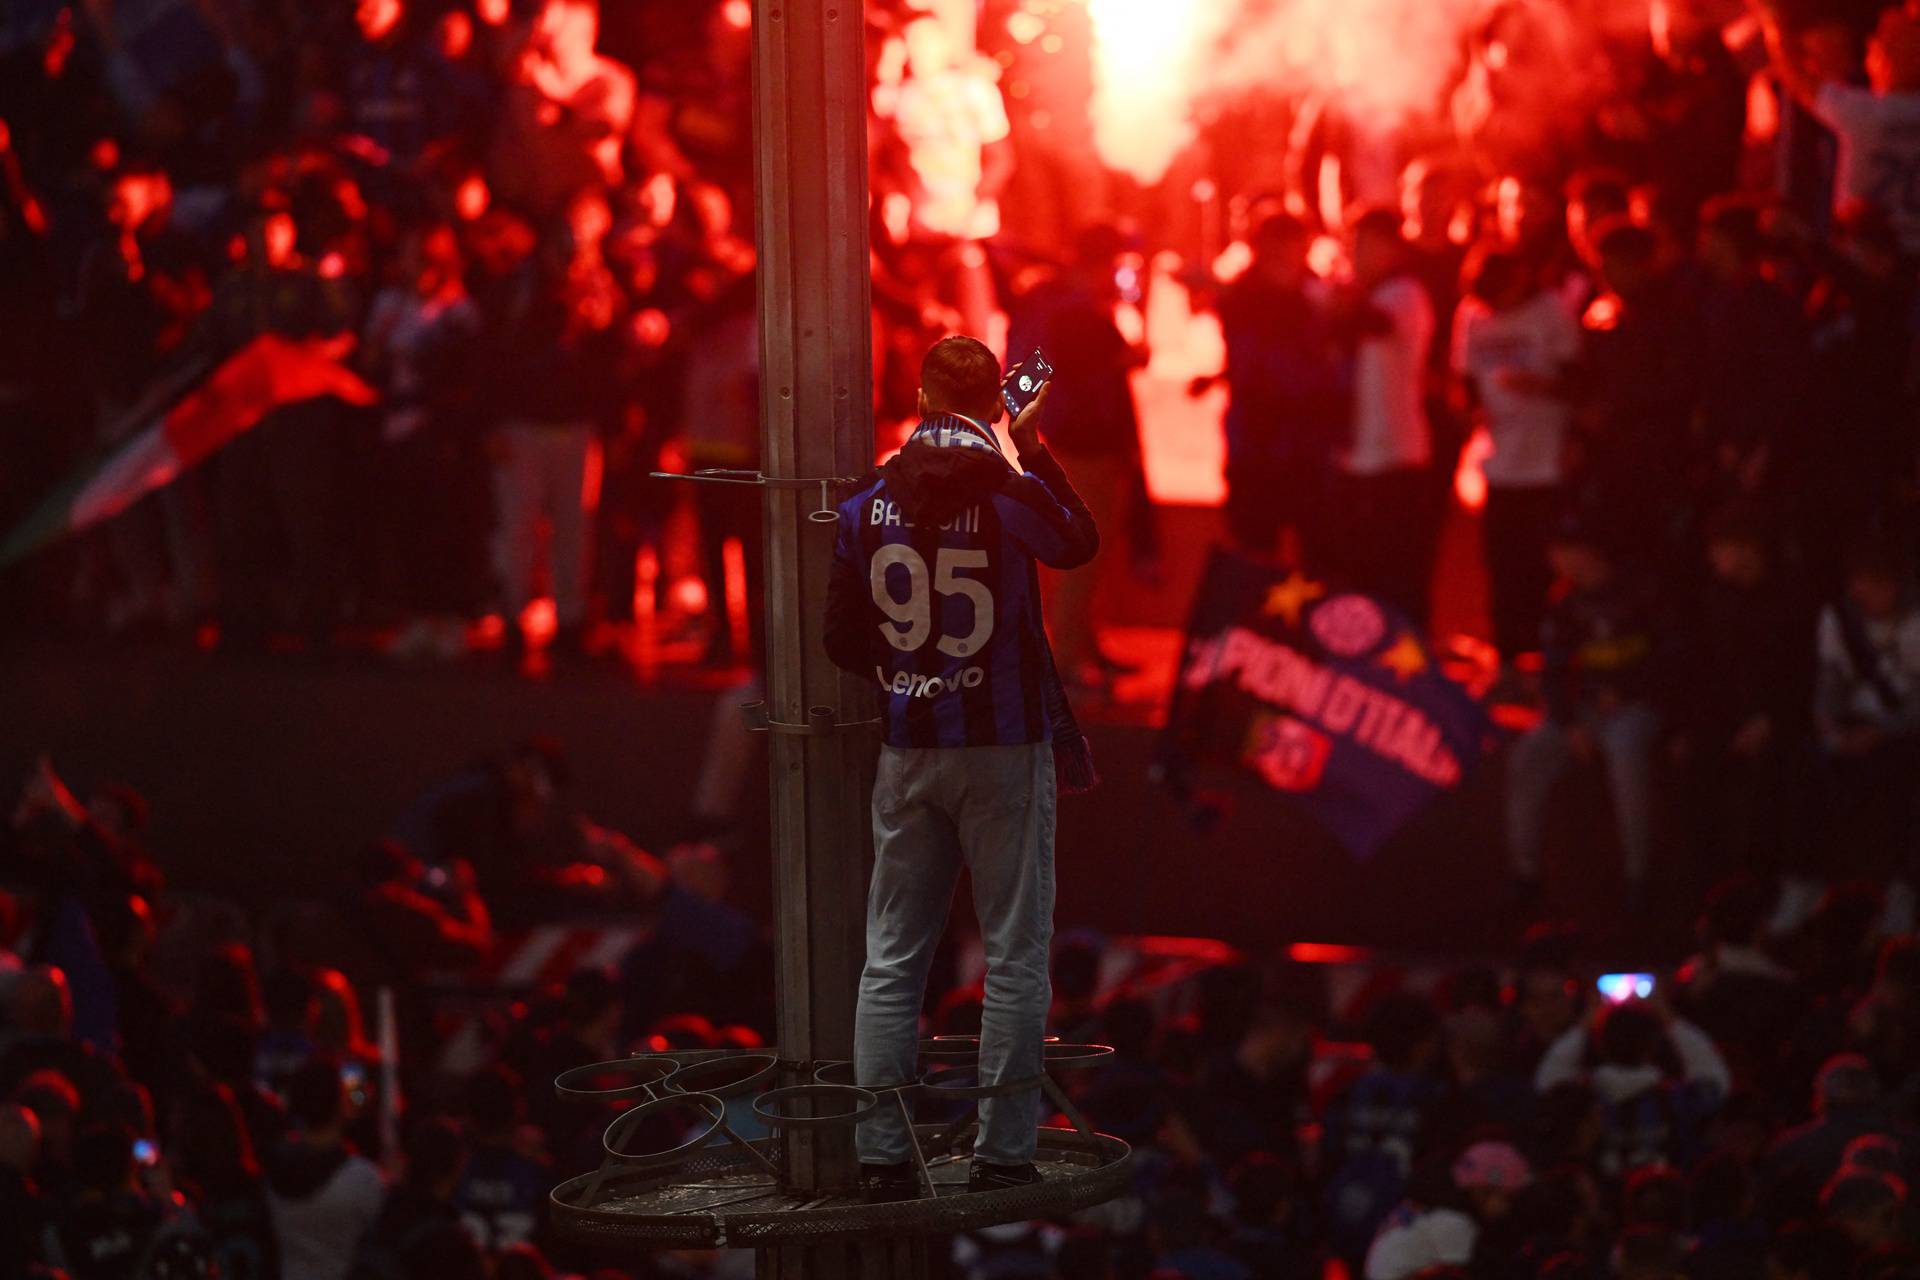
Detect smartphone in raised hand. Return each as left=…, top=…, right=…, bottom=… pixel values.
left=1002, top=348, right=1054, bottom=420
left=1596, top=973, right=1655, bottom=1004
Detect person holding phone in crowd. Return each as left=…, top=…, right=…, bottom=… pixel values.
left=824, top=335, right=1098, bottom=1200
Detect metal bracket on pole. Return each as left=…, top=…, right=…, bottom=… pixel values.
left=740, top=701, right=880, bottom=736
left=650, top=469, right=858, bottom=524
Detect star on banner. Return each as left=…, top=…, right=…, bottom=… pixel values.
left=1377, top=632, right=1428, bottom=680
left=1262, top=572, right=1324, bottom=626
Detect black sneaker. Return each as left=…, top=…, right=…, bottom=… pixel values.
left=967, top=1159, right=1040, bottom=1192
left=859, top=1161, right=917, bottom=1202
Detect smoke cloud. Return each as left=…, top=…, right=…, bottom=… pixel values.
left=1087, top=0, right=1652, bottom=187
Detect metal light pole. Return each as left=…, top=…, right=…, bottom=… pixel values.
left=748, top=0, right=895, bottom=1270
left=547, top=7, right=1131, bottom=1273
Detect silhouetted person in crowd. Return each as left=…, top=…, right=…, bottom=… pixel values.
left=1815, top=543, right=1920, bottom=890
left=0, top=1103, right=47, bottom=1280
left=266, top=1056, right=384, bottom=1280
left=350, top=1117, right=485, bottom=1280
left=170, top=1082, right=278, bottom=1280
left=1675, top=503, right=1814, bottom=877
left=1569, top=218, right=1699, bottom=564
left=454, top=1065, right=549, bottom=1253
left=1536, top=998, right=1730, bottom=1177
left=1202, top=210, right=1343, bottom=563
left=1323, top=992, right=1447, bottom=1266
left=1006, top=225, right=1149, bottom=689
left=48, top=1122, right=211, bottom=1280
left=1506, top=519, right=1672, bottom=910
left=1451, top=241, right=1581, bottom=664
left=1326, top=208, right=1438, bottom=625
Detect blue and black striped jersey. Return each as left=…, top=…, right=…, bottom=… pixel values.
left=825, top=414, right=1098, bottom=748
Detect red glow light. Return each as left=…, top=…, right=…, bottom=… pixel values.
left=455, top=175, right=490, bottom=222
left=1288, top=942, right=1370, bottom=965
left=722, top=0, right=752, bottom=30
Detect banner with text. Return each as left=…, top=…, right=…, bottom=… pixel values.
left=1160, top=550, right=1487, bottom=859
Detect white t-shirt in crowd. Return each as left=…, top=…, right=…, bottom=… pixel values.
left=1364, top=1204, right=1478, bottom=1280
left=1811, top=81, right=1920, bottom=253
left=269, top=1152, right=386, bottom=1280
left=1451, top=289, right=1581, bottom=489
left=891, top=69, right=1010, bottom=241
left=1342, top=275, right=1434, bottom=476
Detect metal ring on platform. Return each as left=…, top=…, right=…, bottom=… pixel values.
left=752, top=1084, right=879, bottom=1130
left=1042, top=1043, right=1117, bottom=1069
left=600, top=1092, right=728, bottom=1170
left=554, top=1056, right=680, bottom=1103
left=918, top=1064, right=1049, bottom=1099
left=813, top=1061, right=920, bottom=1097
left=662, top=1052, right=780, bottom=1100
left=811, top=1060, right=856, bottom=1087
left=918, top=1036, right=981, bottom=1062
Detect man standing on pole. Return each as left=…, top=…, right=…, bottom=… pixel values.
left=824, top=335, right=1098, bottom=1199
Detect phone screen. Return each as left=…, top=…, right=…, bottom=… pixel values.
left=1002, top=349, right=1054, bottom=418
left=1596, top=973, right=1655, bottom=1004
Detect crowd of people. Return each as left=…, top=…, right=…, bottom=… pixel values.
left=0, top=0, right=1040, bottom=667
left=15, top=740, right=1920, bottom=1280
left=1, top=741, right=772, bottom=1280
left=1176, top=4, right=1920, bottom=909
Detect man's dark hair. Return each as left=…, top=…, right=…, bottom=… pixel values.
left=920, top=335, right=1002, bottom=422
left=287, top=1054, right=346, bottom=1132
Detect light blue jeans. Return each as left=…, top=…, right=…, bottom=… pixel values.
left=1507, top=701, right=1660, bottom=883
left=854, top=742, right=1057, bottom=1166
